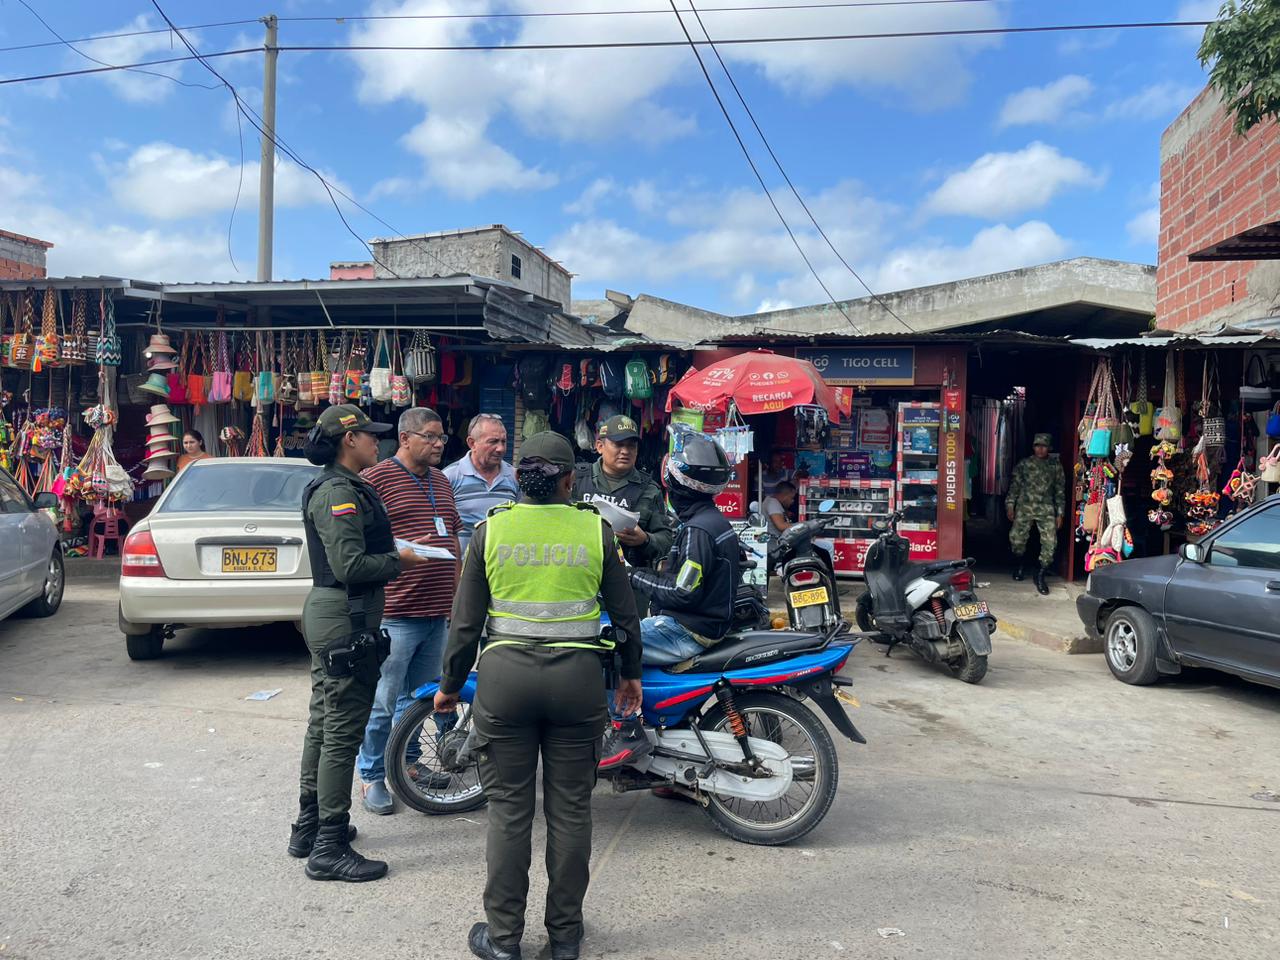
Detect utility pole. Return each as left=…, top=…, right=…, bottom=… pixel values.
left=256, top=14, right=279, bottom=283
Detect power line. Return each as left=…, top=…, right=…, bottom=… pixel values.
left=0, top=19, right=1217, bottom=86
left=0, top=3, right=997, bottom=54
left=686, top=0, right=913, bottom=332
left=665, top=0, right=864, bottom=335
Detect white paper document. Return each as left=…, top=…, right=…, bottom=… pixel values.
left=593, top=499, right=640, bottom=532
left=395, top=538, right=457, bottom=561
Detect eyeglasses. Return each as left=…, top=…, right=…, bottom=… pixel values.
left=409, top=430, right=446, bottom=445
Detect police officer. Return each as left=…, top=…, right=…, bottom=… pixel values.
left=573, top=414, right=673, bottom=611
left=1007, top=432, right=1066, bottom=596
left=435, top=431, right=643, bottom=960
left=287, top=404, right=427, bottom=882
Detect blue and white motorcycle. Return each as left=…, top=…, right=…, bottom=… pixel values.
left=385, top=618, right=865, bottom=845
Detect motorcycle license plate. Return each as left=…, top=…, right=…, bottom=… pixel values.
left=954, top=600, right=989, bottom=620
left=790, top=586, right=829, bottom=608
left=221, top=547, right=277, bottom=573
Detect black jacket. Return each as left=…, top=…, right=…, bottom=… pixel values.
left=632, top=497, right=738, bottom=641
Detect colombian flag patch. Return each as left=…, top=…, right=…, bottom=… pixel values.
left=337, top=413, right=358, bottom=428
left=331, top=502, right=357, bottom=517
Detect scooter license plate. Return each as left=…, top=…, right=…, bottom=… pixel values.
left=954, top=601, right=989, bottom=620
left=790, top=586, right=829, bottom=608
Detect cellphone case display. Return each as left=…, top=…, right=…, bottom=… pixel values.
left=798, top=477, right=896, bottom=575
left=896, top=401, right=941, bottom=560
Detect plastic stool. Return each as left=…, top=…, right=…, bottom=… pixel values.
left=89, top=515, right=127, bottom=559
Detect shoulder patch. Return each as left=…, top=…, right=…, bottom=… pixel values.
left=574, top=501, right=601, bottom=514
left=486, top=502, right=515, bottom=517
left=331, top=502, right=358, bottom=517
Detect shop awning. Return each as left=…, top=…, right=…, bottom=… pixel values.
left=1069, top=332, right=1280, bottom=349
left=1188, top=221, right=1280, bottom=261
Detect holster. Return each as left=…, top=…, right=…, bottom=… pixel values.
left=320, top=590, right=389, bottom=678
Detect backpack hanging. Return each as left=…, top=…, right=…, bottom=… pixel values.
left=554, top=357, right=575, bottom=395
left=599, top=358, right=623, bottom=399
left=517, top=354, right=552, bottom=409
left=624, top=358, right=652, bottom=400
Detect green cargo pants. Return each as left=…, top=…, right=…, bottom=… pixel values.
left=471, top=643, right=608, bottom=947
left=299, top=586, right=386, bottom=822
left=1009, top=510, right=1058, bottom=568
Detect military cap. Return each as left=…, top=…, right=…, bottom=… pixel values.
left=519, top=430, right=576, bottom=471
left=1033, top=432, right=1053, bottom=449
left=316, top=403, right=393, bottom=438
left=598, top=414, right=640, bottom=442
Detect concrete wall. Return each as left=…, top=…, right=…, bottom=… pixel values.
left=370, top=227, right=571, bottom=309
left=622, top=258, right=1155, bottom=344
left=329, top=262, right=375, bottom=280
left=1158, top=86, right=1280, bottom=331
left=0, top=230, right=51, bottom=280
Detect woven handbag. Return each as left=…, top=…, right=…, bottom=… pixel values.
left=94, top=290, right=121, bottom=366
left=32, top=288, right=61, bottom=373
left=208, top=329, right=232, bottom=403
left=186, top=331, right=208, bottom=409
left=11, top=289, right=36, bottom=369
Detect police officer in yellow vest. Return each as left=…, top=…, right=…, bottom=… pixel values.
left=435, top=431, right=643, bottom=960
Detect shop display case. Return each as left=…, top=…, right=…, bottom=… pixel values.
left=896, top=401, right=941, bottom=560
left=798, top=477, right=895, bottom=575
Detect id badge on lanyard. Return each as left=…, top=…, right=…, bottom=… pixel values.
left=394, top=457, right=447, bottom=540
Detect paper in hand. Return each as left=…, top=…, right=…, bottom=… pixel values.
left=593, top=499, right=640, bottom=533
left=395, top=537, right=457, bottom=561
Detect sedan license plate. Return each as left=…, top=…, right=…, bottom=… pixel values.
left=954, top=600, right=989, bottom=620
left=221, top=547, right=277, bottom=573
left=790, top=586, right=829, bottom=608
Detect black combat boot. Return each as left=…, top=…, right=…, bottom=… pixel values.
left=288, top=797, right=357, bottom=858
left=305, top=814, right=387, bottom=882
left=1011, top=560, right=1025, bottom=582
left=1033, top=566, right=1050, bottom=596
left=468, top=922, right=522, bottom=960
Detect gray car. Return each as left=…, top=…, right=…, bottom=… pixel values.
left=0, top=468, right=64, bottom=621
left=1077, top=494, right=1280, bottom=690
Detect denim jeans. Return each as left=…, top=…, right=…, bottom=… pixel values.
left=639, top=615, right=706, bottom=666
left=357, top=616, right=448, bottom=784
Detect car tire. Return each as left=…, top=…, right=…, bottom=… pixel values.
left=125, top=628, right=165, bottom=661
left=20, top=549, right=65, bottom=618
left=1103, top=606, right=1159, bottom=685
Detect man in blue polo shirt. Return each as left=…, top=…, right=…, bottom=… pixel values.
left=443, top=413, right=519, bottom=560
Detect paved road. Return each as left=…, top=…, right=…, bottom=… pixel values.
left=1, top=581, right=1277, bottom=960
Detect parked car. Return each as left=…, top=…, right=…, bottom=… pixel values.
left=119, top=457, right=320, bottom=660
left=0, top=468, right=64, bottom=621
left=1078, top=494, right=1280, bottom=690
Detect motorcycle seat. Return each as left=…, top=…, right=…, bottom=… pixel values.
left=670, top=629, right=825, bottom=674
left=905, top=559, right=968, bottom=581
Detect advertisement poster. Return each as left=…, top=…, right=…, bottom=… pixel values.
left=857, top=407, right=893, bottom=450
left=731, top=523, right=770, bottom=588
left=714, top=460, right=748, bottom=518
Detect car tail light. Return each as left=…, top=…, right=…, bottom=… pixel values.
left=789, top=570, right=818, bottom=586
left=122, top=529, right=167, bottom=578
left=950, top=569, right=973, bottom=591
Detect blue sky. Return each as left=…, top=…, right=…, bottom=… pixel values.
left=0, top=0, right=1220, bottom=314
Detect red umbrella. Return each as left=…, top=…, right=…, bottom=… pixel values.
left=666, top=350, right=841, bottom=420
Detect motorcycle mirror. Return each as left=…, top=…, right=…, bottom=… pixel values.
left=748, top=500, right=761, bottom=514
left=818, top=499, right=836, bottom=513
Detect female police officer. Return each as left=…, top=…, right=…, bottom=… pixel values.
left=287, top=403, right=426, bottom=882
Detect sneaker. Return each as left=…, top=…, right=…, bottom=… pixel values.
left=598, top=718, right=652, bottom=770
left=407, top=763, right=454, bottom=790
left=361, top=780, right=394, bottom=815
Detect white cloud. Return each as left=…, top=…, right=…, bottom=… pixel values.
left=0, top=161, right=240, bottom=282
left=1177, top=1, right=1222, bottom=22
left=997, top=75, right=1093, bottom=128
left=1126, top=207, right=1160, bottom=245
left=76, top=16, right=205, bottom=104
left=106, top=142, right=350, bottom=220
left=1104, top=82, right=1201, bottom=121
left=564, top=178, right=617, bottom=215
left=924, top=142, right=1104, bottom=219
left=872, top=222, right=1072, bottom=292
left=348, top=0, right=1004, bottom=197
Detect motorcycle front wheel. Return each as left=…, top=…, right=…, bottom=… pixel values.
left=386, top=698, right=488, bottom=815
left=699, top=691, right=838, bottom=845
left=854, top=593, right=890, bottom=641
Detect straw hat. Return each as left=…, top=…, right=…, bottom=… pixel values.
left=142, top=464, right=175, bottom=481
left=146, top=433, right=179, bottom=448
left=144, top=447, right=178, bottom=463
left=144, top=333, right=177, bottom=358
left=146, top=404, right=180, bottom=425
left=139, top=372, right=171, bottom=398
left=146, top=355, right=177, bottom=371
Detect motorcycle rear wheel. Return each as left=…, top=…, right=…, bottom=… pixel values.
left=699, top=691, right=838, bottom=846
left=386, top=698, right=488, bottom=815
left=950, top=644, right=989, bottom=684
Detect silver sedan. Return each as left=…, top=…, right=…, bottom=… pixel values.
left=0, top=468, right=64, bottom=621
left=118, top=457, right=320, bottom=660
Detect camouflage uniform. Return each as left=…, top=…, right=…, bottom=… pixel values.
left=1007, top=434, right=1065, bottom=569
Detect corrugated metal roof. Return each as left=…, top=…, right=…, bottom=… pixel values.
left=1070, top=332, right=1280, bottom=349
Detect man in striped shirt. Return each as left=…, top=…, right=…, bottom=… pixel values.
left=356, top=406, right=462, bottom=815
left=443, top=413, right=519, bottom=561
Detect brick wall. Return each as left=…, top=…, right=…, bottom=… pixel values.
left=0, top=229, right=52, bottom=279
left=1157, top=86, right=1280, bottom=331
left=0, top=257, right=46, bottom=280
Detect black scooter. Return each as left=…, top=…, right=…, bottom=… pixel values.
left=855, top=510, right=995, bottom=684
left=738, top=500, right=843, bottom=633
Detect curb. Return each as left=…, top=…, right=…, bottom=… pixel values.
left=996, top=615, right=1102, bottom=655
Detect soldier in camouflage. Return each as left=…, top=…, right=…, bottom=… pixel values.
left=1006, top=432, right=1065, bottom=596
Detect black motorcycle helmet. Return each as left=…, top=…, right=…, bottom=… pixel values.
left=666, top=434, right=733, bottom=495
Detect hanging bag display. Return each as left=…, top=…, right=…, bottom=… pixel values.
left=94, top=289, right=121, bottom=367
left=328, top=332, right=346, bottom=405
left=1086, top=358, right=1117, bottom=458
left=277, top=333, right=299, bottom=405
left=1155, top=350, right=1182, bottom=442
left=1267, top=400, right=1280, bottom=437
left=1199, top=353, right=1225, bottom=446
left=345, top=332, right=366, bottom=401
left=1262, top=443, right=1280, bottom=483
left=1240, top=353, right=1272, bottom=404
left=62, top=290, right=88, bottom=364
left=370, top=329, right=393, bottom=402
left=253, top=332, right=276, bottom=406
left=404, top=329, right=437, bottom=385
left=167, top=333, right=190, bottom=405
left=10, top=289, right=36, bottom=369
left=232, top=335, right=255, bottom=403
left=624, top=358, right=653, bottom=400
left=32, top=288, right=61, bottom=373
left=186, top=331, right=208, bottom=409
left=390, top=333, right=411, bottom=407
left=298, top=332, right=317, bottom=405
left=209, top=327, right=233, bottom=403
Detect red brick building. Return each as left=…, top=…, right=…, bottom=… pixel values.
left=1157, top=87, right=1280, bottom=331
left=0, top=229, right=53, bottom=280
